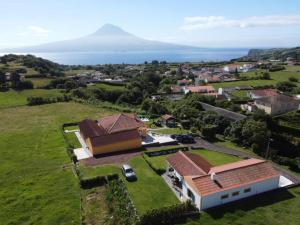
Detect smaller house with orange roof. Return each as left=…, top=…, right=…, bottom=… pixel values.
left=167, top=151, right=284, bottom=210
left=161, top=114, right=176, bottom=128
left=183, top=85, right=215, bottom=95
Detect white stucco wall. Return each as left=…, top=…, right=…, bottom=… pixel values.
left=201, top=176, right=280, bottom=210
left=182, top=180, right=201, bottom=210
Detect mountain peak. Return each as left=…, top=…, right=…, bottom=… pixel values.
left=92, top=24, right=132, bottom=36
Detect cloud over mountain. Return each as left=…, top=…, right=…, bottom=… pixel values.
left=181, top=15, right=300, bottom=30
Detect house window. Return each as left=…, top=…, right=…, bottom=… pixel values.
left=221, top=194, right=229, bottom=200
left=232, top=191, right=239, bottom=196
left=187, top=189, right=195, bottom=203
left=244, top=188, right=251, bottom=193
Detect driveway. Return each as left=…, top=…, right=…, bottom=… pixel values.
left=81, top=149, right=142, bottom=166
left=186, top=137, right=300, bottom=186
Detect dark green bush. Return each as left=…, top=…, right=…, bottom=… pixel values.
left=139, top=201, right=198, bottom=225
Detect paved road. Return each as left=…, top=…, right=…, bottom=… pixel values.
left=199, top=102, right=247, bottom=121
left=186, top=137, right=300, bottom=186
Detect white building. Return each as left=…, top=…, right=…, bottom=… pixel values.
left=167, top=151, right=282, bottom=210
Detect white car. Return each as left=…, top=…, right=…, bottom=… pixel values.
left=121, top=164, right=136, bottom=181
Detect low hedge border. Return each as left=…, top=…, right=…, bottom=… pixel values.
left=138, top=200, right=199, bottom=225
left=143, top=154, right=166, bottom=175
left=145, top=146, right=189, bottom=157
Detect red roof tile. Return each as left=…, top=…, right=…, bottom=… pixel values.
left=168, top=151, right=280, bottom=196
left=250, top=89, right=279, bottom=98
left=167, top=151, right=212, bottom=176
left=190, top=161, right=279, bottom=196
left=162, top=114, right=174, bottom=121
left=98, top=113, right=145, bottom=134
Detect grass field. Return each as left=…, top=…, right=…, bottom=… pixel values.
left=26, top=78, right=53, bottom=88
left=0, top=102, right=116, bottom=225
left=0, top=89, right=65, bottom=108
left=212, top=67, right=300, bottom=89
left=93, top=82, right=126, bottom=91
left=78, top=164, right=121, bottom=179
left=64, top=69, right=95, bottom=76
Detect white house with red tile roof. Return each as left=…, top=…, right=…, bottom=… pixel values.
left=167, top=151, right=283, bottom=210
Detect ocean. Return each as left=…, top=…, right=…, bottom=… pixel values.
left=0, top=48, right=249, bottom=65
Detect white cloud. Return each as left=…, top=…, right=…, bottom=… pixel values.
left=19, top=26, right=50, bottom=37
left=181, top=15, right=300, bottom=30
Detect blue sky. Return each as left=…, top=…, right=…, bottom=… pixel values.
left=1, top=0, right=300, bottom=48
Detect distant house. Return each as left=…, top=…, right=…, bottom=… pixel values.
left=248, top=89, right=279, bottom=99
left=177, top=79, right=192, bottom=86
left=183, top=85, right=215, bottom=94
left=161, top=114, right=176, bottom=128
left=167, top=151, right=281, bottom=210
left=254, top=95, right=300, bottom=115
left=79, top=113, right=147, bottom=155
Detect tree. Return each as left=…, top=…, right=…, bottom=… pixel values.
left=276, top=81, right=297, bottom=92
left=10, top=72, right=21, bottom=89
left=234, top=68, right=240, bottom=78
left=262, top=72, right=271, bottom=80
left=0, top=71, right=6, bottom=86
left=64, top=80, right=78, bottom=91
left=176, top=64, right=183, bottom=77
left=201, top=125, right=217, bottom=140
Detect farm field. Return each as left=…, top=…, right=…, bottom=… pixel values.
left=0, top=102, right=116, bottom=225
left=93, top=82, right=126, bottom=91
left=212, top=69, right=300, bottom=89
left=26, top=78, right=53, bottom=88
left=0, top=89, right=65, bottom=108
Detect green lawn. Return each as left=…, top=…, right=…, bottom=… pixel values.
left=65, top=132, right=81, bottom=148
left=124, top=156, right=178, bottom=215
left=153, top=127, right=190, bottom=135
left=93, top=82, right=126, bottom=91
left=26, top=78, right=53, bottom=88
left=78, top=163, right=121, bottom=179
left=184, top=187, right=300, bottom=225
left=0, top=89, right=65, bottom=108
left=231, top=90, right=249, bottom=98
left=0, top=102, right=116, bottom=224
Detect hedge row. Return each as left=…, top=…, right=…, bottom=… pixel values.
left=27, top=95, right=71, bottom=106
left=77, top=172, right=119, bottom=189
left=145, top=146, right=189, bottom=157
left=139, top=201, right=199, bottom=225
left=143, top=155, right=166, bottom=175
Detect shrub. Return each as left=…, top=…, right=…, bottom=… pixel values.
left=145, top=146, right=189, bottom=157
left=80, top=176, right=107, bottom=189
left=289, top=77, right=298, bottom=82
left=139, top=201, right=198, bottom=225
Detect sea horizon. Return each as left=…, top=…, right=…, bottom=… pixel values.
left=0, top=48, right=249, bottom=65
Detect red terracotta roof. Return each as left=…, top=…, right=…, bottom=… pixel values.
left=162, top=114, right=174, bottom=121
left=98, top=113, right=145, bottom=134
left=168, top=151, right=280, bottom=196
left=79, top=119, right=106, bottom=138
left=185, top=85, right=215, bottom=93
left=250, top=89, right=279, bottom=98
left=90, top=129, right=141, bottom=147
left=190, top=160, right=279, bottom=196
left=167, top=151, right=212, bottom=176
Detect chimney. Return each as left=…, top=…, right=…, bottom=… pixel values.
left=210, top=172, right=217, bottom=181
